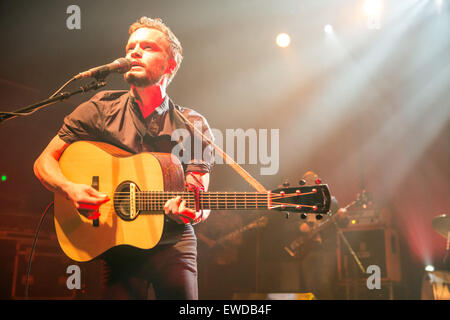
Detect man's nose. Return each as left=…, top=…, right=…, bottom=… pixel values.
left=129, top=48, right=142, bottom=58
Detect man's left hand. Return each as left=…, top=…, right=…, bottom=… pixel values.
left=164, top=196, right=199, bottom=224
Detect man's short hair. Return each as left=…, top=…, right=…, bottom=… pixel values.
left=129, top=16, right=183, bottom=85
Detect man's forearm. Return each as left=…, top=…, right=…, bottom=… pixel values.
left=34, top=154, right=71, bottom=196
left=34, top=148, right=109, bottom=209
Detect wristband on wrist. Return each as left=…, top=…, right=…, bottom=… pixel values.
left=186, top=181, right=205, bottom=225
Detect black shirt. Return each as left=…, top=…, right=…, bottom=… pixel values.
left=58, top=90, right=215, bottom=174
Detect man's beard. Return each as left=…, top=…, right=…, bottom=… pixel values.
left=124, top=72, right=160, bottom=87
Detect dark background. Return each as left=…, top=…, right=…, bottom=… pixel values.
left=0, top=0, right=448, bottom=299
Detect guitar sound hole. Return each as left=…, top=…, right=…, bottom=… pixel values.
left=113, top=181, right=140, bottom=221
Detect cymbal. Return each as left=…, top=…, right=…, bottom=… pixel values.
left=432, top=214, right=450, bottom=239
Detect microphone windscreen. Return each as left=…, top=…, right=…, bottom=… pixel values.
left=115, top=58, right=132, bottom=73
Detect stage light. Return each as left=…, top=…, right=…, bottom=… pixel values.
left=364, top=0, right=383, bottom=16
left=324, top=24, right=334, bottom=35
left=364, top=0, right=382, bottom=29
left=1, top=175, right=6, bottom=182
left=276, top=33, right=291, bottom=48
left=425, top=265, right=435, bottom=272
left=436, top=0, right=443, bottom=13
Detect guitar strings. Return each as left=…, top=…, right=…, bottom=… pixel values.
left=112, top=191, right=317, bottom=199
left=99, top=194, right=314, bottom=206
left=112, top=190, right=317, bottom=195
left=98, top=201, right=316, bottom=210
left=84, top=201, right=319, bottom=220
left=105, top=192, right=319, bottom=210
left=82, top=191, right=323, bottom=217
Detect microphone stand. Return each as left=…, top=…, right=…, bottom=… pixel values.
left=0, top=78, right=107, bottom=124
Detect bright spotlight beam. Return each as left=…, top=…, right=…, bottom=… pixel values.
left=364, top=0, right=383, bottom=16
left=425, top=265, right=435, bottom=272
left=324, top=24, right=334, bottom=35
left=364, top=0, right=383, bottom=29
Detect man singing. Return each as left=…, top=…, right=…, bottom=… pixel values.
left=34, top=16, right=214, bottom=299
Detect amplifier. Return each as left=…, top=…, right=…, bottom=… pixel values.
left=0, top=231, right=102, bottom=299
left=11, top=241, right=77, bottom=299
left=337, top=226, right=401, bottom=282
left=344, top=208, right=393, bottom=228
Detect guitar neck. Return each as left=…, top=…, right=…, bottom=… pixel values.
left=132, top=191, right=270, bottom=211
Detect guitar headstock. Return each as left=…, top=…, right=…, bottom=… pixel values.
left=269, top=184, right=331, bottom=214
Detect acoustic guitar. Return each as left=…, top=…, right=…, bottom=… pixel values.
left=54, top=141, right=331, bottom=262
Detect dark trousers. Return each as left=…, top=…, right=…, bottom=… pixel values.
left=100, top=226, right=198, bottom=300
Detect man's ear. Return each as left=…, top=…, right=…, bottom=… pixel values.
left=165, top=58, right=177, bottom=75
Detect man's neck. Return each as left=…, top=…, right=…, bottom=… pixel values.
left=130, top=80, right=167, bottom=118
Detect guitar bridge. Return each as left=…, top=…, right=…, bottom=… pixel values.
left=129, top=182, right=137, bottom=219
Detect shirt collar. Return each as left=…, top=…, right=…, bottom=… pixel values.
left=153, top=95, right=170, bottom=117
left=128, top=92, right=170, bottom=119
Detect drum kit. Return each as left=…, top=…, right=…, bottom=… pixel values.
left=423, top=214, right=450, bottom=300
left=432, top=214, right=450, bottom=245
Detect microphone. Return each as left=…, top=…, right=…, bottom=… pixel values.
left=74, top=58, right=132, bottom=80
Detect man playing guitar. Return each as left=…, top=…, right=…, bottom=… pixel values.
left=34, top=16, right=214, bottom=299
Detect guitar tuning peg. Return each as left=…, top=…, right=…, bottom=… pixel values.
left=299, top=179, right=306, bottom=186
left=282, top=180, right=290, bottom=187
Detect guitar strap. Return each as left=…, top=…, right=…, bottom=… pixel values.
left=173, top=108, right=268, bottom=193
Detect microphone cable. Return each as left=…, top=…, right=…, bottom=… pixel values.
left=24, top=201, right=54, bottom=299
left=48, top=76, right=77, bottom=99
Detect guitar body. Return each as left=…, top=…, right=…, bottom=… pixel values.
left=54, top=141, right=185, bottom=262
left=54, top=141, right=332, bottom=262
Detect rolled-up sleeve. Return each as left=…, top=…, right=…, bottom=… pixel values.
left=58, top=100, right=103, bottom=144
left=183, top=112, right=215, bottom=174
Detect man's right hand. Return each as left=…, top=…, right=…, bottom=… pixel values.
left=63, top=182, right=110, bottom=210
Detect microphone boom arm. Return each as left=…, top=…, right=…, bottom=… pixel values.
left=0, top=79, right=107, bottom=124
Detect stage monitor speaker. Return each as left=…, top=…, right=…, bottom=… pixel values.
left=0, top=234, right=102, bottom=299
left=0, top=239, right=17, bottom=299
left=12, top=242, right=103, bottom=299
left=11, top=241, right=77, bottom=299
left=337, top=226, right=401, bottom=282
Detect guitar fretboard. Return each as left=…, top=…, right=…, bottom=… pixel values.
left=115, top=191, right=271, bottom=211
left=113, top=187, right=323, bottom=213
